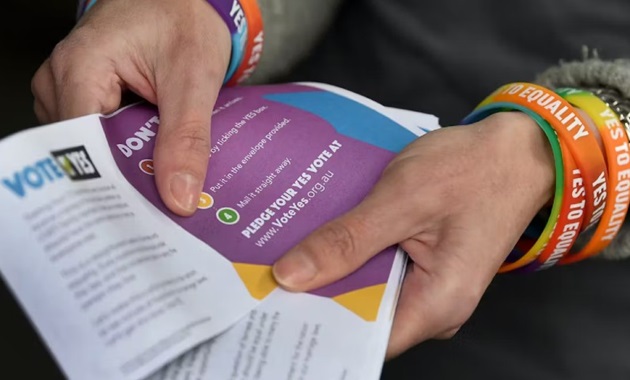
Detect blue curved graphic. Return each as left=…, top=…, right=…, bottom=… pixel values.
left=264, top=91, right=417, bottom=153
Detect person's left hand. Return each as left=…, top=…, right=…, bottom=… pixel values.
left=272, top=112, right=556, bottom=358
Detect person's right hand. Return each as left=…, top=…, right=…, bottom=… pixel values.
left=31, top=0, right=231, bottom=216
left=272, top=112, right=556, bottom=358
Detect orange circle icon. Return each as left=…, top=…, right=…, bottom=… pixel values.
left=139, top=159, right=154, bottom=175
left=198, top=192, right=214, bottom=209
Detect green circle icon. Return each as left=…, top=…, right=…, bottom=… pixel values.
left=217, top=207, right=240, bottom=225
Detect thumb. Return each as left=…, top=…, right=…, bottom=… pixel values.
left=153, top=65, right=222, bottom=216
left=273, top=182, right=427, bottom=292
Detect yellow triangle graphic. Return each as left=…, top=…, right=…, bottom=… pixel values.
left=332, top=284, right=387, bottom=322
left=232, top=263, right=277, bottom=300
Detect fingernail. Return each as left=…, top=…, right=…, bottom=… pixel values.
left=170, top=172, right=201, bottom=213
left=273, top=252, right=317, bottom=289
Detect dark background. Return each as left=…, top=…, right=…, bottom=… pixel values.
left=2, top=1, right=630, bottom=379
left=1, top=2, right=75, bottom=378
left=1, top=2, right=76, bottom=134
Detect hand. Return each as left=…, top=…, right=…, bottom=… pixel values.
left=272, top=112, right=556, bottom=358
left=31, top=0, right=231, bottom=215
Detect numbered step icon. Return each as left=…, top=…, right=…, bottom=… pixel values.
left=139, top=159, right=154, bottom=175
left=198, top=192, right=214, bottom=210
left=216, top=207, right=240, bottom=225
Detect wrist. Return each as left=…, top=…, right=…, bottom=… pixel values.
left=482, top=112, right=556, bottom=208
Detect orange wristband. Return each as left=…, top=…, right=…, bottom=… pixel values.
left=479, top=83, right=608, bottom=233
left=556, top=88, right=630, bottom=264
left=226, top=0, right=264, bottom=86
left=528, top=139, right=585, bottom=270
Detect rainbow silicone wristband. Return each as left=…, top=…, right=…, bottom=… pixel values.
left=590, top=88, right=630, bottom=137
left=77, top=0, right=249, bottom=84
left=556, top=88, right=630, bottom=264
left=462, top=102, right=565, bottom=272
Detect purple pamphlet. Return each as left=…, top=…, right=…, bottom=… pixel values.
left=100, top=83, right=416, bottom=304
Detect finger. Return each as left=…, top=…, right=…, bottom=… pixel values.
left=50, top=43, right=122, bottom=120
left=31, top=60, right=58, bottom=122
left=435, top=327, right=460, bottom=340
left=385, top=264, right=436, bottom=359
left=385, top=270, right=466, bottom=359
left=272, top=176, right=436, bottom=292
left=386, top=228, right=497, bottom=358
left=152, top=62, right=222, bottom=216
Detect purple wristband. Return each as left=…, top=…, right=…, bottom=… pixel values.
left=206, top=0, right=248, bottom=83
left=207, top=0, right=246, bottom=35
left=78, top=0, right=245, bottom=35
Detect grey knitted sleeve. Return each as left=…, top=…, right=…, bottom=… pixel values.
left=247, top=0, right=344, bottom=84
left=536, top=56, right=630, bottom=99
left=537, top=51, right=630, bottom=260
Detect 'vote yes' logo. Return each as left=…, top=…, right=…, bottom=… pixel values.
left=2, top=146, right=100, bottom=198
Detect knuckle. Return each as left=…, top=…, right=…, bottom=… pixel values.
left=170, top=122, right=211, bottom=155
left=31, top=66, right=48, bottom=98
left=316, top=221, right=360, bottom=266
left=436, top=327, right=460, bottom=340
left=437, top=276, right=482, bottom=330
left=49, top=29, right=98, bottom=79
left=33, top=101, right=48, bottom=123
left=83, top=77, right=120, bottom=111
left=49, top=40, right=73, bottom=77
